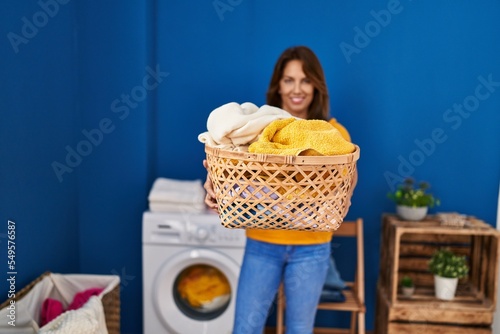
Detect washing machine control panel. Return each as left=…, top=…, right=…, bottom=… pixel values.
left=188, top=223, right=245, bottom=247
left=143, top=211, right=246, bottom=247
left=193, top=226, right=210, bottom=241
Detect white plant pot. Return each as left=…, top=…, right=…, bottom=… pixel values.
left=402, top=286, right=415, bottom=297
left=434, top=275, right=458, bottom=300
left=396, top=205, right=428, bottom=221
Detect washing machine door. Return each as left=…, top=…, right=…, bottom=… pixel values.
left=153, top=248, right=239, bottom=334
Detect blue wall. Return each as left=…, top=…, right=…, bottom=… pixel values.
left=1, top=0, right=499, bottom=333
left=1, top=1, right=151, bottom=333
left=75, top=2, right=152, bottom=333
left=0, top=0, right=80, bottom=306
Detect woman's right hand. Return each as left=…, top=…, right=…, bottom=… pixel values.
left=203, top=160, right=219, bottom=212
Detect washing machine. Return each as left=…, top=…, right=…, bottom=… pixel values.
left=142, top=210, right=246, bottom=334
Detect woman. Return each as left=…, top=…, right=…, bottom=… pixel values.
left=204, top=46, right=353, bottom=334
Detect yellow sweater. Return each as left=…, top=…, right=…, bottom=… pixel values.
left=246, top=118, right=352, bottom=245
left=248, top=118, right=354, bottom=156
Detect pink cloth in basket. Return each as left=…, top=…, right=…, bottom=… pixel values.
left=40, top=298, right=64, bottom=326
left=68, top=287, right=104, bottom=310
left=40, top=287, right=104, bottom=326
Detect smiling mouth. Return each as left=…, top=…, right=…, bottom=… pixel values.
left=290, top=97, right=304, bottom=104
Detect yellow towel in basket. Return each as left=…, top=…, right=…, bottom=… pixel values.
left=248, top=118, right=355, bottom=156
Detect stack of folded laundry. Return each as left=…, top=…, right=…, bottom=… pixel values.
left=148, top=177, right=206, bottom=213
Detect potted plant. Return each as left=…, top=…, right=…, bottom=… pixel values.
left=428, top=248, right=469, bottom=300
left=387, top=178, right=440, bottom=221
left=400, top=275, right=415, bottom=297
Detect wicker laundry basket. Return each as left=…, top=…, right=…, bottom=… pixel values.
left=0, top=272, right=120, bottom=334
left=205, top=145, right=360, bottom=231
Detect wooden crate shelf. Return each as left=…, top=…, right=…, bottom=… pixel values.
left=375, top=214, right=500, bottom=334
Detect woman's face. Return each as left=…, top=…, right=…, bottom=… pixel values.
left=279, top=59, right=314, bottom=119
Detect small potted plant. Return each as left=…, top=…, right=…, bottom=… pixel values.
left=400, top=275, right=415, bottom=297
left=428, top=248, right=469, bottom=300
left=387, top=177, right=440, bottom=221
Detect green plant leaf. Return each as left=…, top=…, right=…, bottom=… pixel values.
left=388, top=178, right=440, bottom=208
left=428, top=248, right=469, bottom=279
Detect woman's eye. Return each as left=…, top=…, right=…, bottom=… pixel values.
left=302, top=78, right=311, bottom=84
left=283, top=78, right=293, bottom=84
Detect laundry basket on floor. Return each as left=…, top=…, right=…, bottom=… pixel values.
left=0, top=272, right=120, bottom=334
left=205, top=145, right=360, bottom=231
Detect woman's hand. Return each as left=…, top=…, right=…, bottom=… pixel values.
left=203, top=160, right=219, bottom=212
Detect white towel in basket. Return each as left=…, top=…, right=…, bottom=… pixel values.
left=38, top=296, right=106, bottom=334
left=198, top=102, right=294, bottom=149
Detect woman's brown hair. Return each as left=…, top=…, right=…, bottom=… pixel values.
left=266, top=46, right=329, bottom=121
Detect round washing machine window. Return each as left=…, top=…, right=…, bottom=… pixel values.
left=173, top=264, right=231, bottom=320
left=153, top=248, right=240, bottom=334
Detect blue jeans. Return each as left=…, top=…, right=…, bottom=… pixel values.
left=233, top=238, right=330, bottom=334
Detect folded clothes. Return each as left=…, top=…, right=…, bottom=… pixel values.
left=148, top=178, right=205, bottom=205
left=319, top=288, right=346, bottom=303
left=149, top=202, right=205, bottom=213
left=324, top=256, right=347, bottom=290
left=249, top=118, right=355, bottom=156
left=320, top=253, right=347, bottom=303
left=198, top=102, right=294, bottom=150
